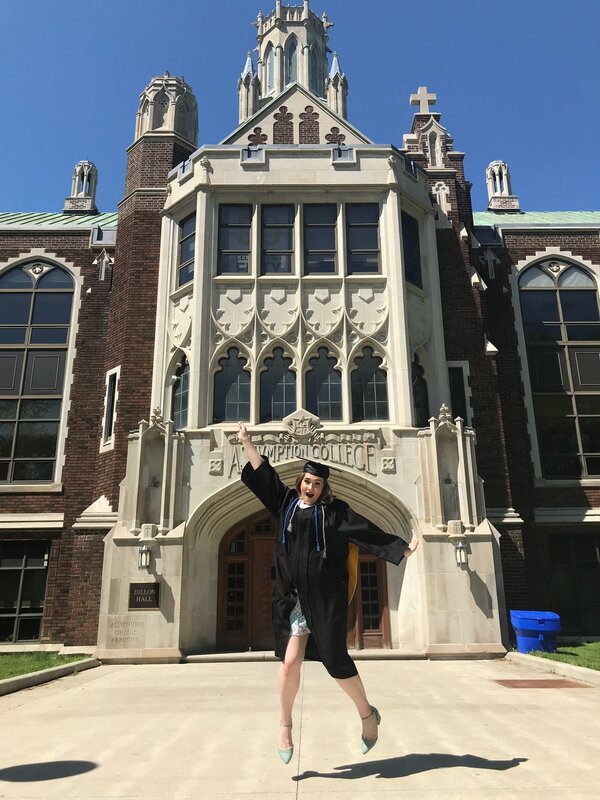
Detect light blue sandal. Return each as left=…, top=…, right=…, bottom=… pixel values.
left=360, top=706, right=381, bottom=754
left=278, top=722, right=294, bottom=764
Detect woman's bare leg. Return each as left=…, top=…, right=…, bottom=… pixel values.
left=334, top=672, right=379, bottom=742
left=278, top=634, right=308, bottom=749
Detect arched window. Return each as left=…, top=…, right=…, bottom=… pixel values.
left=172, top=355, right=189, bottom=429
left=266, top=46, right=275, bottom=93
left=285, top=37, right=297, bottom=85
left=428, top=131, right=439, bottom=167
left=213, top=348, right=250, bottom=423
left=519, top=261, right=600, bottom=478
left=0, top=263, right=74, bottom=482
left=260, top=347, right=295, bottom=422
left=351, top=347, right=388, bottom=421
left=306, top=348, right=342, bottom=420
left=309, top=47, right=320, bottom=95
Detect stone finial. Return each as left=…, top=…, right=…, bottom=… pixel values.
left=241, top=52, right=255, bottom=79
left=63, top=160, right=98, bottom=214
left=486, top=160, right=520, bottom=211
left=410, top=86, right=437, bottom=114
left=326, top=52, right=348, bottom=118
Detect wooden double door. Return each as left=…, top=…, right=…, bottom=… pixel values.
left=217, top=511, right=390, bottom=652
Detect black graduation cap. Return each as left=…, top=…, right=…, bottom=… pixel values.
left=303, top=460, right=330, bottom=480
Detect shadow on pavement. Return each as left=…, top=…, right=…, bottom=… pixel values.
left=293, top=752, right=528, bottom=781
left=0, top=761, right=97, bottom=782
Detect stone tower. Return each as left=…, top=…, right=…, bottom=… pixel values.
left=95, top=73, right=198, bottom=508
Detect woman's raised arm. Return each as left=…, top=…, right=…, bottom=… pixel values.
left=237, top=422, right=265, bottom=470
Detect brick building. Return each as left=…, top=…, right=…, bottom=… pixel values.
left=1, top=0, right=598, bottom=658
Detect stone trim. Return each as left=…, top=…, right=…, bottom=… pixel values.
left=0, top=513, right=64, bottom=530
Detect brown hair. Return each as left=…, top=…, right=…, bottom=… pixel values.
left=295, top=473, right=333, bottom=505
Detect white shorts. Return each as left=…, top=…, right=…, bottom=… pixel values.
left=289, top=599, right=311, bottom=637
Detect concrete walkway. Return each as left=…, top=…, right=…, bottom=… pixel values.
left=0, top=657, right=598, bottom=799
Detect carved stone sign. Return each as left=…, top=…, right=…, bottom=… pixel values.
left=128, top=582, right=161, bottom=610
left=227, top=440, right=378, bottom=478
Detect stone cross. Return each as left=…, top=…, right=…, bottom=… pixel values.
left=410, top=86, right=437, bottom=114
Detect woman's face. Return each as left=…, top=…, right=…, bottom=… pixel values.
left=299, top=473, right=324, bottom=505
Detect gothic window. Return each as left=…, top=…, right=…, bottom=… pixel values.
left=266, top=45, right=275, bottom=93
left=0, top=263, right=74, bottom=483
left=213, top=348, right=250, bottom=423
left=218, top=205, right=252, bottom=274
left=519, top=262, right=600, bottom=478
left=153, top=90, right=169, bottom=129
left=304, top=204, right=336, bottom=274
left=261, top=205, right=294, bottom=274
left=172, top=356, right=189, bottom=429
left=346, top=204, right=380, bottom=274
left=260, top=348, right=296, bottom=422
left=428, top=131, right=442, bottom=167
left=306, top=348, right=342, bottom=420
left=285, top=37, right=297, bottom=85
left=401, top=211, right=422, bottom=288
left=351, top=347, right=388, bottom=421
left=309, top=46, right=320, bottom=95
left=178, top=214, right=195, bottom=286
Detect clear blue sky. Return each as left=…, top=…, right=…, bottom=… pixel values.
left=3, top=0, right=599, bottom=214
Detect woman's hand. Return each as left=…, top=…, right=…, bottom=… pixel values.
left=404, top=537, right=419, bottom=558
left=237, top=421, right=250, bottom=444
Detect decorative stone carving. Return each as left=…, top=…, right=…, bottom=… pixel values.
left=258, top=284, right=298, bottom=336
left=325, top=126, right=346, bottom=145
left=346, top=285, right=387, bottom=335
left=248, top=127, right=268, bottom=145
left=381, top=457, right=396, bottom=474
left=282, top=409, right=320, bottom=441
left=213, top=284, right=254, bottom=337
left=303, top=285, right=343, bottom=336
left=169, top=294, right=193, bottom=349
left=209, top=459, right=224, bottom=476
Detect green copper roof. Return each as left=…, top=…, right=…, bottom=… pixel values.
left=473, top=211, right=600, bottom=227
left=0, top=211, right=118, bottom=228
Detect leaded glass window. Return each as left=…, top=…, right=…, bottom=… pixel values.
left=351, top=347, right=388, bottom=421
left=177, top=214, right=195, bottom=286
left=172, top=356, right=189, bottom=430
left=213, top=348, right=250, bottom=423
left=304, top=204, right=336, bottom=274
left=519, top=261, right=600, bottom=478
left=306, top=348, right=342, bottom=420
left=346, top=204, right=380, bottom=274
left=402, top=211, right=422, bottom=288
left=260, top=348, right=295, bottom=422
left=0, top=263, right=74, bottom=483
left=218, top=205, right=252, bottom=274
left=261, top=205, right=294, bottom=274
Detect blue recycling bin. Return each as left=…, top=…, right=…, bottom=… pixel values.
left=510, top=610, right=561, bottom=653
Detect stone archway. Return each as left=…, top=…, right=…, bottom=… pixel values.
left=179, top=461, right=416, bottom=654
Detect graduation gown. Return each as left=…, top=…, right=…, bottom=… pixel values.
left=241, top=458, right=408, bottom=679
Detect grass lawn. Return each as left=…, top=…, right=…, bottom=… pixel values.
left=528, top=642, right=600, bottom=671
left=0, top=652, right=88, bottom=681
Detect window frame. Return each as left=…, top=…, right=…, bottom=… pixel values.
left=260, top=204, right=295, bottom=275
left=217, top=204, right=253, bottom=275
left=100, top=366, right=120, bottom=452
left=303, top=204, right=337, bottom=275
left=401, top=210, right=423, bottom=288
left=345, top=203, right=381, bottom=275
left=177, top=213, right=196, bottom=287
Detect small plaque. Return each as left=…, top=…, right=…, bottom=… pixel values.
left=129, top=582, right=160, bottom=610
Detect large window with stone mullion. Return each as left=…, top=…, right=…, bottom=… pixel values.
left=261, top=205, right=294, bottom=274
left=0, top=540, right=50, bottom=643
left=217, top=205, right=252, bottom=274
left=346, top=204, right=380, bottom=274
left=305, top=348, right=342, bottom=420
left=177, top=213, right=195, bottom=286
left=351, top=347, right=389, bottom=421
left=304, top=204, right=337, bottom=274
left=519, top=263, right=600, bottom=478
left=0, top=264, right=73, bottom=483
left=260, top=348, right=296, bottom=422
left=213, top=348, right=251, bottom=423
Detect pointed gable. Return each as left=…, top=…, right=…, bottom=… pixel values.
left=222, top=84, right=371, bottom=147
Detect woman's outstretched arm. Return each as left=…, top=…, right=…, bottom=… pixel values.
left=237, top=421, right=264, bottom=470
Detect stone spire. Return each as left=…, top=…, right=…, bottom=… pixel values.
left=238, top=52, right=261, bottom=123
left=63, top=160, right=98, bottom=214
left=486, top=160, right=520, bottom=211
left=135, top=72, right=198, bottom=146
left=325, top=52, right=348, bottom=118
